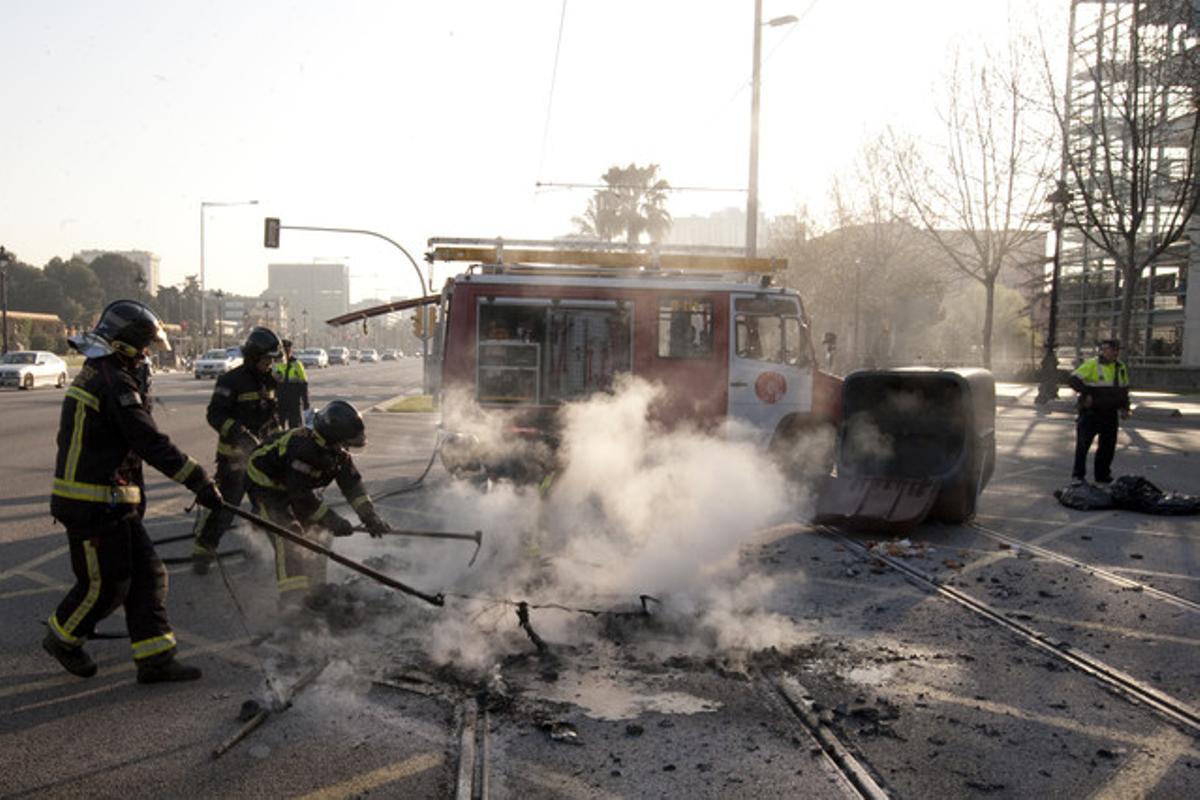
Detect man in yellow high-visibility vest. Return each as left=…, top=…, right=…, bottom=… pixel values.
left=274, top=338, right=310, bottom=429
left=1068, top=338, right=1130, bottom=486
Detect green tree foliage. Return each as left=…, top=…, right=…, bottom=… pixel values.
left=44, top=257, right=103, bottom=326
left=88, top=253, right=150, bottom=305
left=573, top=163, right=672, bottom=245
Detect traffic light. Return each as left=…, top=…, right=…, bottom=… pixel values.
left=264, top=217, right=281, bottom=248
left=411, top=306, right=436, bottom=339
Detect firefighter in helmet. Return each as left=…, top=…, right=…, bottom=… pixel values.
left=192, top=326, right=282, bottom=573
left=44, top=300, right=223, bottom=683
left=244, top=400, right=391, bottom=605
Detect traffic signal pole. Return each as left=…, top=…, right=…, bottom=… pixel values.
left=263, top=220, right=432, bottom=392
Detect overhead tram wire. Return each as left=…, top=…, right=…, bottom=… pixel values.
left=537, top=0, right=570, bottom=181
left=535, top=181, right=745, bottom=194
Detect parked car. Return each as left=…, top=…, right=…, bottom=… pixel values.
left=0, top=351, right=70, bottom=390
left=328, top=347, right=350, bottom=366
left=194, top=348, right=243, bottom=379
left=296, top=348, right=329, bottom=368
left=360, top=348, right=380, bottom=363
left=382, top=349, right=400, bottom=361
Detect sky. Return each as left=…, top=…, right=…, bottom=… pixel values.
left=0, top=0, right=1063, bottom=303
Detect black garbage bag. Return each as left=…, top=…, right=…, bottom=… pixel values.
left=1054, top=482, right=1115, bottom=510
left=1108, top=475, right=1200, bottom=515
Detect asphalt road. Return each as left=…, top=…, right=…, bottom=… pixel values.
left=2, top=375, right=1199, bottom=799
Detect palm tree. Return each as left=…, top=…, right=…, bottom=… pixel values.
left=573, top=163, right=672, bottom=245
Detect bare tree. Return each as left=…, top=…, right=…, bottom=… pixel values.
left=1047, top=1, right=1199, bottom=353
left=890, top=41, right=1057, bottom=368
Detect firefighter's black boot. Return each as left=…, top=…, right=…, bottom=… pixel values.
left=42, top=631, right=98, bottom=678
left=136, top=652, right=202, bottom=684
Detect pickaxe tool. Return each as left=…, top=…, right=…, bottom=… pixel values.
left=355, top=526, right=485, bottom=567
left=223, top=503, right=444, bottom=607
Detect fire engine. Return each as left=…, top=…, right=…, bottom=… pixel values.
left=413, top=238, right=842, bottom=480
left=328, top=237, right=995, bottom=527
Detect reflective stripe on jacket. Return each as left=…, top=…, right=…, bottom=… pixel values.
left=51, top=356, right=208, bottom=526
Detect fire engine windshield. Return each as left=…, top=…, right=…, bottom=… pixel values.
left=476, top=299, right=631, bottom=406
left=734, top=297, right=811, bottom=367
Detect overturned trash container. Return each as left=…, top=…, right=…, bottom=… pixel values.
left=816, top=368, right=996, bottom=531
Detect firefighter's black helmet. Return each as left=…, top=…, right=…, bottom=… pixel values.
left=313, top=400, right=366, bottom=448
left=242, top=327, right=282, bottom=362
left=71, top=299, right=171, bottom=358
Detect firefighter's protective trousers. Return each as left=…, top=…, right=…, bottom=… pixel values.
left=48, top=515, right=177, bottom=662
left=246, top=484, right=331, bottom=601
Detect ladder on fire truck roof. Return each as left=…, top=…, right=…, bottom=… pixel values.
left=425, top=237, right=787, bottom=276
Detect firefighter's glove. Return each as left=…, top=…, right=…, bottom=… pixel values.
left=326, top=514, right=355, bottom=538
left=194, top=481, right=224, bottom=512
left=361, top=512, right=391, bottom=539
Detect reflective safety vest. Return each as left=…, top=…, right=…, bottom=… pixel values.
left=273, top=357, right=308, bottom=386
left=1072, top=357, right=1128, bottom=388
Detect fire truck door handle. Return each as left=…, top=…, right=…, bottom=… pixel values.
left=730, top=381, right=748, bottom=387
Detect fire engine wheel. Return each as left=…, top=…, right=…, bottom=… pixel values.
left=769, top=416, right=836, bottom=484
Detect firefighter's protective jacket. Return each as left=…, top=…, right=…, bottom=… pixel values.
left=51, top=356, right=211, bottom=527
left=1069, top=357, right=1130, bottom=412
left=207, top=363, right=279, bottom=457
left=246, top=427, right=376, bottom=526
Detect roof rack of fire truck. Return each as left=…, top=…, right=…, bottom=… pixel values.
left=425, top=237, right=786, bottom=278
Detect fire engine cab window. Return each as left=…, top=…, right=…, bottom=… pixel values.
left=657, top=299, right=713, bottom=358
left=734, top=298, right=810, bottom=367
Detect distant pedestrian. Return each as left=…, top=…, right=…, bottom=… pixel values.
left=1069, top=338, right=1130, bottom=486
left=273, top=338, right=310, bottom=429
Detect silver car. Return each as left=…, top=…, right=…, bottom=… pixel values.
left=0, top=351, right=70, bottom=390
left=194, top=348, right=243, bottom=379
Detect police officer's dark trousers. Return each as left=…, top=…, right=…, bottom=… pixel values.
left=1073, top=408, right=1119, bottom=483
left=48, top=514, right=177, bottom=661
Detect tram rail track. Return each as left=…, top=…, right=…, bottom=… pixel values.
left=818, top=525, right=1200, bottom=737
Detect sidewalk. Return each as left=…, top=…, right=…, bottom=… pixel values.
left=996, top=381, right=1197, bottom=420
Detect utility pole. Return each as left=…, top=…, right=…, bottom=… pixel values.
left=0, top=246, right=12, bottom=354
left=746, top=0, right=763, bottom=257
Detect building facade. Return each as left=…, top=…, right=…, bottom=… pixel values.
left=1056, top=0, right=1199, bottom=368
left=264, top=263, right=349, bottom=345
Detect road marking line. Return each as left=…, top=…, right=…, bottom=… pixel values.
left=294, top=752, right=445, bottom=800
left=0, top=546, right=69, bottom=584
left=905, top=685, right=1169, bottom=749
left=514, top=758, right=625, bottom=799
left=1091, top=728, right=1197, bottom=800
left=5, top=678, right=136, bottom=715
left=0, top=636, right=252, bottom=702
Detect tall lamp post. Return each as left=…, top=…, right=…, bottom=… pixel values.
left=1035, top=180, right=1073, bottom=405
left=200, top=199, right=257, bottom=351
left=746, top=3, right=798, bottom=257
left=301, top=309, right=309, bottom=349
left=0, top=246, right=13, bottom=354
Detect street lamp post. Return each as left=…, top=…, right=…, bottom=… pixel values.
left=0, top=246, right=13, bottom=354
left=745, top=3, right=798, bottom=257
left=302, top=309, right=309, bottom=349
left=200, top=199, right=257, bottom=351
left=1035, top=180, right=1073, bottom=406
